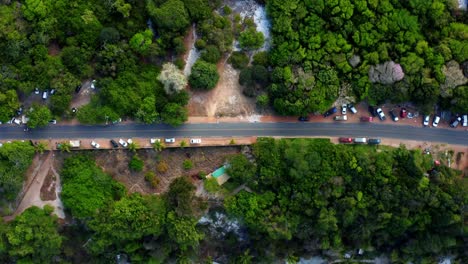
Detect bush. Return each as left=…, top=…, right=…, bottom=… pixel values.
left=198, top=171, right=207, bottom=179
left=145, top=171, right=159, bottom=188
left=239, top=27, right=264, bottom=50
left=156, top=161, right=169, bottom=173
left=129, top=155, right=144, bottom=172
left=204, top=177, right=220, bottom=193
left=253, top=51, right=269, bottom=66
left=183, top=159, right=193, bottom=170
left=201, top=45, right=221, bottom=63
left=195, top=39, right=206, bottom=50
left=228, top=51, right=249, bottom=69
left=189, top=60, right=219, bottom=90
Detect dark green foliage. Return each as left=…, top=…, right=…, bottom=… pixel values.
left=149, top=0, right=190, bottom=35
left=189, top=60, right=219, bottom=90
left=252, top=51, right=269, bottom=66
left=228, top=51, right=249, bottom=69
left=129, top=155, right=144, bottom=172
left=0, top=141, right=35, bottom=202
left=1, top=206, right=63, bottom=263
left=225, top=138, right=467, bottom=260
left=239, top=27, right=264, bottom=50
left=61, top=155, right=125, bottom=218
left=200, top=45, right=222, bottom=63
left=226, top=154, right=256, bottom=185
left=26, top=104, right=52, bottom=129
left=99, top=27, right=120, bottom=44
left=0, top=90, right=20, bottom=123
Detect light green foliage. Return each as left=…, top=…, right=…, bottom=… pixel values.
left=3, top=206, right=62, bottom=262
left=239, top=27, right=264, bottom=50
left=158, top=63, right=188, bottom=95
left=166, top=211, right=204, bottom=251
left=61, top=155, right=125, bottom=218
left=129, top=155, right=144, bottom=172
left=226, top=138, right=467, bottom=259
left=189, top=60, right=219, bottom=90
left=0, top=141, right=35, bottom=201
left=129, top=29, right=153, bottom=55
left=182, top=159, right=193, bottom=170
left=161, top=103, right=188, bottom=127
left=136, top=96, right=158, bottom=124
left=0, top=90, right=20, bottom=122
left=203, top=177, right=220, bottom=193
left=26, top=104, right=52, bottom=129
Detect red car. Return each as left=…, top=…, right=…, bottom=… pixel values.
left=339, top=137, right=353, bottom=143
left=360, top=116, right=373, bottom=122
left=400, top=108, right=407, bottom=118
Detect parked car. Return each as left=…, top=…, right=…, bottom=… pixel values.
left=34, top=87, right=40, bottom=94
left=165, top=138, right=175, bottom=143
left=50, top=89, right=56, bottom=95
left=42, top=90, right=48, bottom=100
left=91, top=141, right=100, bottom=149
left=360, top=116, right=373, bottom=122
left=354, top=137, right=367, bottom=144
left=462, top=114, right=467, bottom=127
left=110, top=139, right=119, bottom=148
left=71, top=107, right=77, bottom=113
left=127, top=138, right=133, bottom=144
left=376, top=108, right=386, bottom=120
left=341, top=104, right=347, bottom=115
left=432, top=115, right=440, bottom=127
left=323, top=107, right=337, bottom=117
left=400, top=108, right=407, bottom=118
left=339, top=137, right=353, bottom=143
left=368, top=106, right=377, bottom=117
left=423, top=115, right=430, bottom=126
left=75, top=85, right=82, bottom=93
left=368, top=138, right=381, bottom=145
left=450, top=117, right=461, bottom=128
left=298, top=116, right=309, bottom=122
left=389, top=110, right=399, bottom=122
left=150, top=138, right=161, bottom=144
left=49, top=119, right=57, bottom=125
left=119, top=138, right=128, bottom=147
left=348, top=104, right=357, bottom=114
left=334, top=115, right=347, bottom=121
left=91, top=80, right=96, bottom=89
left=190, top=138, right=201, bottom=144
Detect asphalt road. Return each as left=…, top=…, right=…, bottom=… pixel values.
left=0, top=123, right=467, bottom=145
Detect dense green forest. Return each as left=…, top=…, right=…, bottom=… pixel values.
left=1, top=139, right=466, bottom=263
left=265, top=0, right=468, bottom=115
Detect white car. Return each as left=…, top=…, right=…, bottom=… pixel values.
left=348, top=104, right=357, bottom=114
left=423, top=115, right=430, bottom=127
left=119, top=138, right=128, bottom=147
left=165, top=138, right=175, bottom=143
left=190, top=138, right=201, bottom=144
left=34, top=88, right=40, bottom=95
left=150, top=138, right=161, bottom=144
left=376, top=108, right=386, bottom=120
left=91, top=141, right=100, bottom=149
left=432, top=115, right=440, bottom=127
left=462, top=115, right=467, bottom=127
left=90, top=79, right=96, bottom=89
left=49, top=119, right=57, bottom=125
left=127, top=138, right=133, bottom=144
left=341, top=104, right=347, bottom=115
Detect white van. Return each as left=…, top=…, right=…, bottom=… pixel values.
left=354, top=137, right=367, bottom=144
left=462, top=115, right=467, bottom=127
left=42, top=91, right=48, bottom=100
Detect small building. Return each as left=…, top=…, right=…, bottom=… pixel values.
left=69, top=140, right=81, bottom=148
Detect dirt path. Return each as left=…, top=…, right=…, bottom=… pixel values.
left=5, top=152, right=65, bottom=221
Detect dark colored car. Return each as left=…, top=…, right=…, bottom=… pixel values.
left=323, top=107, right=337, bottom=117
left=298, top=116, right=309, bottom=122
left=389, top=110, right=399, bottom=122
left=339, top=137, right=353, bottom=143
left=368, top=106, right=376, bottom=117
left=110, top=139, right=119, bottom=148
left=400, top=108, right=407, bottom=118
left=368, top=138, right=381, bottom=145
left=75, top=85, right=82, bottom=93
left=450, top=117, right=461, bottom=128
left=360, top=116, right=373, bottom=122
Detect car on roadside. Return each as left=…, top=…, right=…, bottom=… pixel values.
left=42, top=90, right=48, bottom=100
left=165, top=138, right=175, bottom=143
left=400, top=108, right=407, bottom=118
left=354, top=137, right=367, bottom=144
left=91, top=141, right=100, bottom=149
left=462, top=114, right=467, bottom=127
left=110, top=139, right=119, bottom=148
left=376, top=108, right=386, bottom=121
left=360, top=116, right=373, bottom=122
left=339, top=137, right=353, bottom=143
left=450, top=117, right=461, bottom=128
left=368, top=138, right=381, bottom=145
left=432, top=115, right=440, bottom=127
left=323, top=107, right=337, bottom=117
left=71, top=107, right=77, bottom=113
left=34, top=88, right=40, bottom=94
left=348, top=104, right=357, bottom=114
left=389, top=110, right=399, bottom=122
left=49, top=119, right=57, bottom=125
left=91, top=79, right=96, bottom=89
left=368, top=106, right=377, bottom=117
left=150, top=138, right=161, bottom=144
left=341, top=104, right=347, bottom=115
left=119, top=138, right=128, bottom=147
left=298, top=116, right=309, bottom=122
left=334, top=115, right=347, bottom=121
left=423, top=115, right=430, bottom=126
left=50, top=89, right=56, bottom=95
left=127, top=138, right=133, bottom=144
left=75, top=85, right=82, bottom=93
left=190, top=138, right=201, bottom=144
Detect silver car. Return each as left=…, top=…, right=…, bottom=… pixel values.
left=423, top=115, right=430, bottom=126
left=165, top=138, right=175, bottom=143
left=432, top=116, right=440, bottom=127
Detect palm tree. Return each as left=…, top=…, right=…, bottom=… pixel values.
left=34, top=141, right=48, bottom=154
left=128, top=142, right=139, bottom=153
left=152, top=141, right=165, bottom=152
left=179, top=140, right=187, bottom=149
left=57, top=142, right=71, bottom=153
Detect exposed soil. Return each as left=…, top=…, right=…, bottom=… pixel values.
left=94, top=146, right=241, bottom=194
left=40, top=170, right=57, bottom=201
left=48, top=42, right=61, bottom=56
left=70, top=80, right=95, bottom=109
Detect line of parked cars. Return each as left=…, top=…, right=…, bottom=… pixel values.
left=104, top=138, right=203, bottom=149
left=339, top=137, right=381, bottom=144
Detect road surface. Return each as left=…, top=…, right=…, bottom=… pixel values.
left=0, top=123, right=467, bottom=145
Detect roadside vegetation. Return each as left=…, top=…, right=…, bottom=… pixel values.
left=0, top=139, right=466, bottom=263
